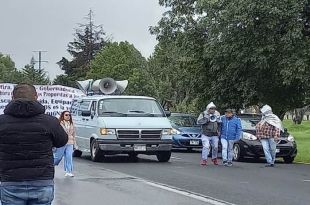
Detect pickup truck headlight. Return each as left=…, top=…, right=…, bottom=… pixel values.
left=242, top=132, right=257, bottom=141
left=162, top=128, right=173, bottom=135
left=171, top=128, right=181, bottom=135
left=287, top=135, right=295, bottom=142
left=100, top=128, right=116, bottom=135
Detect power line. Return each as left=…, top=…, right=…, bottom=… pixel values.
left=32, top=50, right=48, bottom=71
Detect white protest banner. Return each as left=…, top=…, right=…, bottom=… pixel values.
left=0, top=83, right=84, bottom=116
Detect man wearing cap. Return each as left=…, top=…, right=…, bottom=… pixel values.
left=256, top=105, right=283, bottom=167
left=197, top=102, right=221, bottom=166
left=220, top=109, right=242, bottom=166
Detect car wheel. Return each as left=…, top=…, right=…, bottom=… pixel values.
left=90, top=140, right=104, bottom=162
left=283, top=156, right=295, bottom=164
left=156, top=151, right=171, bottom=162
left=128, top=153, right=139, bottom=162
left=233, top=144, right=243, bottom=161
left=72, top=149, right=82, bottom=158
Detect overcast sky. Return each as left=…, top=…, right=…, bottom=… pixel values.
left=0, top=0, right=165, bottom=79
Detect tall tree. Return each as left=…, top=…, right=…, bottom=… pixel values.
left=198, top=0, right=310, bottom=117
left=88, top=41, right=156, bottom=96
left=152, top=0, right=310, bottom=116
left=0, top=53, right=22, bottom=83
left=55, top=9, right=107, bottom=87
left=149, top=0, right=208, bottom=113
left=21, top=58, right=50, bottom=85
left=148, top=37, right=204, bottom=113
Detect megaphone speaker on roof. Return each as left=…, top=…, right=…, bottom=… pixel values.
left=76, top=79, right=93, bottom=94
left=76, top=78, right=128, bottom=95
left=92, top=78, right=117, bottom=94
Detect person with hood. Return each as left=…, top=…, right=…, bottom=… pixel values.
left=0, top=83, right=68, bottom=205
left=220, top=109, right=242, bottom=167
left=256, top=105, right=283, bottom=167
left=197, top=102, right=221, bottom=165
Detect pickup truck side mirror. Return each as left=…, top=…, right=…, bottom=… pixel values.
left=81, top=110, right=91, bottom=117
left=165, top=111, right=171, bottom=117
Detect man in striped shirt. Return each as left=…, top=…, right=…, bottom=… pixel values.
left=256, top=105, right=283, bottom=167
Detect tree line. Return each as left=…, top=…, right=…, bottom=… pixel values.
left=1, top=2, right=310, bottom=121
left=0, top=54, right=49, bottom=85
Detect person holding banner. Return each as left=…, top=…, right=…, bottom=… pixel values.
left=54, top=111, right=76, bottom=177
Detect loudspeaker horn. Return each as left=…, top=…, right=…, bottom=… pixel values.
left=115, top=80, right=128, bottom=94
left=92, top=78, right=117, bottom=95
left=77, top=78, right=128, bottom=95
left=76, top=79, right=93, bottom=94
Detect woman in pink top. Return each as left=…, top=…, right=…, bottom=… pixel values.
left=54, top=111, right=76, bottom=177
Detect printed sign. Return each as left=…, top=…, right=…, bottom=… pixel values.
left=0, top=83, right=84, bottom=116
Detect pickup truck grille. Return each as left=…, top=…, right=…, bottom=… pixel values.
left=117, top=130, right=162, bottom=140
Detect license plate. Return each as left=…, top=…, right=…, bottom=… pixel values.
left=134, top=145, right=146, bottom=151
left=276, top=148, right=280, bottom=153
left=190, top=140, right=199, bottom=145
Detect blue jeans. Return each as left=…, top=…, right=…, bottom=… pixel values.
left=221, top=139, right=235, bottom=162
left=261, top=138, right=277, bottom=164
left=54, top=144, right=74, bottom=173
left=201, top=135, right=219, bottom=160
left=1, top=184, right=54, bottom=205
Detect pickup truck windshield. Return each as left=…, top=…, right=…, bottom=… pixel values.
left=98, top=98, right=165, bottom=117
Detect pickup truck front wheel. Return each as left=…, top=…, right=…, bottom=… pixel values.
left=90, top=140, right=104, bottom=162
left=156, top=151, right=171, bottom=162
left=128, top=153, right=139, bottom=162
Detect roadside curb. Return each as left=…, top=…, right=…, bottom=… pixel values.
left=295, top=162, right=310, bottom=165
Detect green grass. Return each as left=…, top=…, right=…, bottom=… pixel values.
left=283, top=120, right=310, bottom=163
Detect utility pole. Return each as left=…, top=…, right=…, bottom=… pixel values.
left=32, top=51, right=48, bottom=71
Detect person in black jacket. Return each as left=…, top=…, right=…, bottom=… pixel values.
left=0, top=83, right=68, bottom=205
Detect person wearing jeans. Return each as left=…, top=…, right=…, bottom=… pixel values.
left=197, top=102, right=221, bottom=166
left=201, top=135, right=219, bottom=162
left=54, top=111, right=76, bottom=177
left=256, top=105, right=282, bottom=167
left=260, top=138, right=277, bottom=165
left=0, top=84, right=68, bottom=205
left=54, top=144, right=74, bottom=175
left=220, top=109, right=242, bottom=166
left=221, top=139, right=235, bottom=165
left=1, top=183, right=54, bottom=205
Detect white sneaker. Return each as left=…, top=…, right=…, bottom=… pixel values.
left=67, top=173, right=74, bottom=177
left=65, top=173, right=69, bottom=177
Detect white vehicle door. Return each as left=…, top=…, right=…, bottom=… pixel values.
left=88, top=100, right=99, bottom=137
left=76, top=100, right=92, bottom=151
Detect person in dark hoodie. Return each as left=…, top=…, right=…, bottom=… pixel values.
left=0, top=83, right=68, bottom=205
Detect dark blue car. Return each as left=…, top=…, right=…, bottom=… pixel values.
left=168, top=113, right=202, bottom=151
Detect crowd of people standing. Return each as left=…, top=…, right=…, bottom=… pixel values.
left=197, top=102, right=283, bottom=167
left=0, top=83, right=284, bottom=205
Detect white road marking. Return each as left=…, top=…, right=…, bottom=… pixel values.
left=141, top=180, right=236, bottom=205
left=102, top=167, right=236, bottom=205
left=171, top=156, right=182, bottom=160
left=303, top=180, right=310, bottom=182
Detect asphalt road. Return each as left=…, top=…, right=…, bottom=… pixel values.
left=54, top=150, right=310, bottom=205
